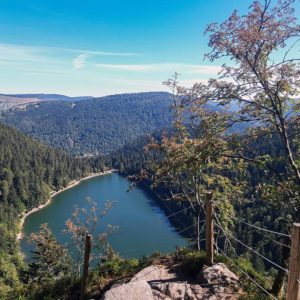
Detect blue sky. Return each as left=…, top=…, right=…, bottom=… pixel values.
left=0, top=0, right=299, bottom=96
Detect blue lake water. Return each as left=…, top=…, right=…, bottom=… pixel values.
left=21, top=173, right=188, bottom=260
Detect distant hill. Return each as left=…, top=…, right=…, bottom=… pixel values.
left=1, top=92, right=175, bottom=155
left=0, top=94, right=40, bottom=111
left=0, top=93, right=94, bottom=111
left=2, top=93, right=94, bottom=102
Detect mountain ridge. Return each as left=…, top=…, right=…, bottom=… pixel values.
left=1, top=92, right=174, bottom=155
left=0, top=93, right=94, bottom=101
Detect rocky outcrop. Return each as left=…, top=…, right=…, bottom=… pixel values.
left=130, top=265, right=177, bottom=282
left=102, top=263, right=242, bottom=300
left=150, top=282, right=210, bottom=300
left=198, top=263, right=240, bottom=295
left=102, top=280, right=153, bottom=300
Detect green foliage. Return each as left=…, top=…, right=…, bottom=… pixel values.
left=22, top=224, right=77, bottom=300
left=1, top=92, right=174, bottom=155
left=0, top=251, right=26, bottom=299
left=174, top=248, right=207, bottom=277
left=0, top=2, right=299, bottom=298
left=88, top=253, right=141, bottom=299
left=28, top=224, right=74, bottom=283
left=97, top=256, right=139, bottom=278
left=64, top=198, right=118, bottom=276
left=25, top=276, right=79, bottom=300
left=0, top=123, right=105, bottom=211
left=0, top=123, right=105, bottom=299
left=111, top=129, right=297, bottom=273
left=232, top=258, right=272, bottom=300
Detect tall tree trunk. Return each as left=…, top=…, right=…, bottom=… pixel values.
left=280, top=123, right=300, bottom=186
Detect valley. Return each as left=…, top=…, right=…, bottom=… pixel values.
left=0, top=92, right=174, bottom=155
left=0, top=0, right=299, bottom=298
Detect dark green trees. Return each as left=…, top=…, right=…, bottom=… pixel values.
left=0, top=123, right=105, bottom=298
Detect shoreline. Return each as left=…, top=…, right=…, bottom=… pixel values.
left=16, top=169, right=114, bottom=241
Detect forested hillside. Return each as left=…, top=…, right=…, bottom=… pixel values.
left=0, top=123, right=105, bottom=297
left=0, top=123, right=105, bottom=211
left=1, top=92, right=174, bottom=155
left=111, top=129, right=295, bottom=262
left=0, top=0, right=299, bottom=298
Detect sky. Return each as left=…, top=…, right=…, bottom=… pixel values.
left=0, top=0, right=299, bottom=96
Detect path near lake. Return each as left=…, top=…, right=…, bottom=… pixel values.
left=17, top=169, right=114, bottom=241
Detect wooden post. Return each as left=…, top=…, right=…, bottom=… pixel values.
left=80, top=234, right=92, bottom=300
left=286, top=223, right=300, bottom=300
left=205, top=192, right=214, bottom=265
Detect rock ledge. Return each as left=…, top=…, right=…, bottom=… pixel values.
left=102, top=263, right=242, bottom=300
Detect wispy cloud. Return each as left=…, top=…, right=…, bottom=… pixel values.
left=0, top=60, right=17, bottom=66
left=0, top=43, right=138, bottom=67
left=94, top=63, right=221, bottom=74
left=73, top=53, right=89, bottom=69
left=95, top=64, right=156, bottom=71
left=0, top=43, right=221, bottom=96
left=0, top=43, right=52, bottom=63
left=0, top=43, right=219, bottom=75
left=67, top=49, right=137, bottom=56
left=71, top=49, right=138, bottom=70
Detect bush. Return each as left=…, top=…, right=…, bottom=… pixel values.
left=174, top=248, right=207, bottom=276
left=97, top=257, right=139, bottom=278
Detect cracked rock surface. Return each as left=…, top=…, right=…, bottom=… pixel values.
left=102, top=263, right=242, bottom=300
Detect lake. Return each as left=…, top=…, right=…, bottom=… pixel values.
left=21, top=172, right=189, bottom=260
